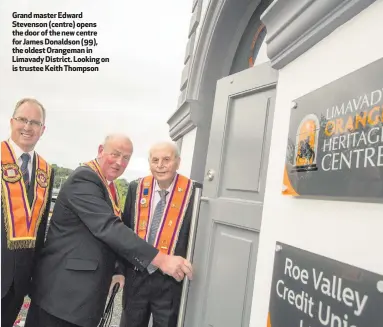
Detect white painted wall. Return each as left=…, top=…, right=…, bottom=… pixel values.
left=178, top=127, right=197, bottom=177
left=250, top=1, right=383, bottom=326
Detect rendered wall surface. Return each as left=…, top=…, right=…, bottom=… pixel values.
left=250, top=1, right=383, bottom=326
left=178, top=127, right=197, bottom=177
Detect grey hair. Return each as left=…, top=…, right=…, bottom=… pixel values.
left=13, top=98, right=46, bottom=123
left=148, top=141, right=180, bottom=158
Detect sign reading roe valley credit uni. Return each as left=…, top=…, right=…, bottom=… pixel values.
left=283, top=57, right=383, bottom=202
left=267, top=243, right=383, bottom=327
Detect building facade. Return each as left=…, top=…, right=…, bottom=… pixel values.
left=168, top=0, right=383, bottom=326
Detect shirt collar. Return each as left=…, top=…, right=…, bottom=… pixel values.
left=154, top=174, right=177, bottom=193
left=8, top=138, right=35, bottom=162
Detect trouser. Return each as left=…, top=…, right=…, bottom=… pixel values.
left=25, top=301, right=81, bottom=327
left=120, top=269, right=182, bottom=327
left=1, top=282, right=26, bottom=327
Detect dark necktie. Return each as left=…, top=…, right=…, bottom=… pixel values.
left=21, top=153, right=30, bottom=189
left=147, top=189, right=168, bottom=274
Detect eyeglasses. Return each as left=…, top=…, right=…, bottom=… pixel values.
left=13, top=117, right=43, bottom=128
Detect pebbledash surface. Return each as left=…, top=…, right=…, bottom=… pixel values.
left=14, top=293, right=123, bottom=327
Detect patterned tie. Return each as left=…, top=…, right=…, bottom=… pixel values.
left=109, top=182, right=117, bottom=203
left=147, top=189, right=168, bottom=274
left=21, top=153, right=30, bottom=189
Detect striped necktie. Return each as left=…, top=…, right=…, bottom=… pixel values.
left=21, top=153, right=30, bottom=189
left=147, top=189, right=168, bottom=274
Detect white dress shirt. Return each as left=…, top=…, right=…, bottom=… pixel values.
left=8, top=138, right=34, bottom=183
left=151, top=177, right=176, bottom=216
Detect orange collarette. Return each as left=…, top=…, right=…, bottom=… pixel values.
left=1, top=140, right=51, bottom=249
left=134, top=174, right=193, bottom=255
left=82, top=160, right=122, bottom=218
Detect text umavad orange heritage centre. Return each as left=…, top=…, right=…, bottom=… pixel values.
left=320, top=88, right=383, bottom=171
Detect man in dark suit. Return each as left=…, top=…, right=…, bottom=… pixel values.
left=1, top=98, right=54, bottom=327
left=25, top=134, right=193, bottom=327
left=119, top=141, right=201, bottom=327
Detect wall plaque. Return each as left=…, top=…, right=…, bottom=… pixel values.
left=267, top=242, right=383, bottom=327
left=283, top=57, right=383, bottom=202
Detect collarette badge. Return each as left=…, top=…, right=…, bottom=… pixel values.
left=36, top=169, right=48, bottom=188
left=2, top=163, right=21, bottom=183
left=139, top=221, right=147, bottom=230
left=160, top=240, right=168, bottom=250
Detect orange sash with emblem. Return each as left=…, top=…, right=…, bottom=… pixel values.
left=1, top=140, right=51, bottom=249
left=82, top=159, right=122, bottom=218
left=134, top=174, right=193, bottom=255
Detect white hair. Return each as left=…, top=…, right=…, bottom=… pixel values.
left=148, top=141, right=180, bottom=158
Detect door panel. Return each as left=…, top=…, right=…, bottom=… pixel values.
left=220, top=89, right=273, bottom=199
left=205, top=223, right=257, bottom=327
left=214, top=199, right=263, bottom=230
left=183, top=62, right=277, bottom=327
